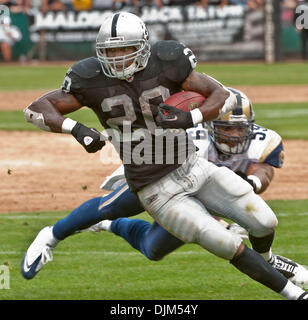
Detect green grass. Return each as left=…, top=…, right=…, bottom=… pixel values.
left=0, top=199, right=308, bottom=300
left=0, top=62, right=307, bottom=91
left=2, top=102, right=307, bottom=140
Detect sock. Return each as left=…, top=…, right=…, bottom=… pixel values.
left=249, top=232, right=275, bottom=255
left=261, top=248, right=273, bottom=262
left=48, top=226, right=60, bottom=247
left=280, top=280, right=305, bottom=300
left=231, top=245, right=288, bottom=294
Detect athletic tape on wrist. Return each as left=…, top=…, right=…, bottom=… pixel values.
left=190, top=108, right=203, bottom=125
left=247, top=175, right=262, bottom=193
left=62, top=118, right=77, bottom=133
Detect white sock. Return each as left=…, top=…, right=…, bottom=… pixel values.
left=260, top=248, right=273, bottom=262
left=101, top=220, right=112, bottom=232
left=49, top=226, right=60, bottom=248
left=280, top=280, right=305, bottom=300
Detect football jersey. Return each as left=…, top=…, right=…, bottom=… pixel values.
left=102, top=123, right=284, bottom=191
left=61, top=40, right=197, bottom=192
left=187, top=123, right=284, bottom=174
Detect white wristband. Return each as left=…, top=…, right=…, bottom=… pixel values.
left=247, top=175, right=262, bottom=193
left=62, top=118, right=77, bottom=133
left=190, top=108, right=203, bottom=125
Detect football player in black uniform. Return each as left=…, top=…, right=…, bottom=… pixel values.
left=22, top=12, right=307, bottom=299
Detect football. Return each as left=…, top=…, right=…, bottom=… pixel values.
left=164, top=91, right=206, bottom=112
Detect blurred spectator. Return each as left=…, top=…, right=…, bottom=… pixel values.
left=111, top=0, right=138, bottom=10
left=72, top=0, right=92, bottom=10
left=247, top=0, right=263, bottom=9
left=228, top=0, right=249, bottom=5
left=92, top=0, right=113, bottom=9
left=41, top=0, right=67, bottom=13
left=0, top=9, right=21, bottom=61
left=0, top=0, right=29, bottom=12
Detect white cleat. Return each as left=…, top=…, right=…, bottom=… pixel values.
left=21, top=226, right=57, bottom=280
left=227, top=223, right=248, bottom=240
left=269, top=255, right=308, bottom=289
left=87, top=220, right=112, bottom=233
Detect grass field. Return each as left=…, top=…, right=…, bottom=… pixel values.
left=1, top=62, right=308, bottom=301
left=0, top=62, right=308, bottom=91
left=1, top=200, right=308, bottom=300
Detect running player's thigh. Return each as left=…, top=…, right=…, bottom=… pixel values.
left=196, top=166, right=278, bottom=237
left=142, top=191, right=242, bottom=260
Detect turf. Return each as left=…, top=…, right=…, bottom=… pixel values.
left=0, top=199, right=308, bottom=300
left=0, top=62, right=308, bottom=91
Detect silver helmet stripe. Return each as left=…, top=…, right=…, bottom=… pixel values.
left=111, top=13, right=120, bottom=37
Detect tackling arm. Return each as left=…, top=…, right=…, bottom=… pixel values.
left=245, top=162, right=275, bottom=194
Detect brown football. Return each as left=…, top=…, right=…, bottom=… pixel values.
left=164, top=91, right=206, bottom=112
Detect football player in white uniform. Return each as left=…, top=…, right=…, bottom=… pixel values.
left=21, top=12, right=308, bottom=299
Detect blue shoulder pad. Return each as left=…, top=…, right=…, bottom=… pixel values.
left=156, top=40, right=184, bottom=62
left=71, top=57, right=101, bottom=79
left=264, top=142, right=284, bottom=168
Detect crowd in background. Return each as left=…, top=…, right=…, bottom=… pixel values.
left=0, top=0, right=267, bottom=12
left=0, top=0, right=307, bottom=61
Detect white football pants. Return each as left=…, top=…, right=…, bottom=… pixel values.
left=137, top=154, right=278, bottom=260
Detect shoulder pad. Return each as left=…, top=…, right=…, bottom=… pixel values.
left=71, top=57, right=101, bottom=79
left=258, top=129, right=282, bottom=163
left=155, top=40, right=184, bottom=62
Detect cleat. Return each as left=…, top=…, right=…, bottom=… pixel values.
left=298, top=292, right=308, bottom=300
left=87, top=220, right=112, bottom=233
left=227, top=223, right=248, bottom=240
left=269, top=255, right=308, bottom=289
left=21, top=226, right=56, bottom=280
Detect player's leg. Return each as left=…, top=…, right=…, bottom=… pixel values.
left=21, top=182, right=144, bottom=279
left=138, top=155, right=307, bottom=299
left=52, top=182, right=143, bottom=240
left=110, top=219, right=184, bottom=260
left=195, top=161, right=308, bottom=289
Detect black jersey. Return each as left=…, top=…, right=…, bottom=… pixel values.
left=62, top=40, right=197, bottom=192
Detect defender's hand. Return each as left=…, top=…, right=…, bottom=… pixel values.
left=71, top=122, right=106, bottom=153
left=156, top=103, right=194, bottom=130
left=235, top=171, right=258, bottom=193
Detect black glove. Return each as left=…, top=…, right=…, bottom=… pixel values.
left=156, top=103, right=194, bottom=130
left=235, top=171, right=257, bottom=192
left=71, top=122, right=106, bottom=153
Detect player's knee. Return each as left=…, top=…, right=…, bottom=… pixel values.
left=145, top=248, right=165, bottom=261
left=247, top=204, right=278, bottom=238
left=198, top=227, right=243, bottom=260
